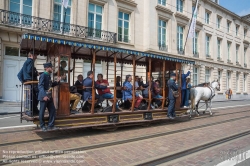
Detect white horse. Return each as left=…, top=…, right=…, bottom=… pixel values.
left=189, top=80, right=220, bottom=117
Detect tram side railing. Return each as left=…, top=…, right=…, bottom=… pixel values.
left=0, top=9, right=117, bottom=44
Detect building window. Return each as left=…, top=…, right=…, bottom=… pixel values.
left=158, top=0, right=166, bottom=6
left=88, top=3, right=103, bottom=38
left=227, top=42, right=231, bottom=61
left=236, top=73, right=239, bottom=92
left=53, top=0, right=71, bottom=32
left=244, top=48, right=247, bottom=64
left=205, top=68, right=210, bottom=82
left=176, top=0, right=183, bottom=13
left=217, top=16, right=221, bottom=29
left=118, top=11, right=129, bottom=43
left=193, top=67, right=198, bottom=86
left=218, top=70, right=221, bottom=83
left=226, top=71, right=231, bottom=89
left=227, top=21, right=231, bottom=33
left=244, top=74, right=246, bottom=91
left=10, top=0, right=32, bottom=25
left=244, top=29, right=247, bottom=39
left=177, top=25, right=184, bottom=52
left=158, top=19, right=167, bottom=50
left=236, top=25, right=239, bottom=36
left=205, top=35, right=210, bottom=57
left=236, top=45, right=239, bottom=63
left=5, top=46, right=26, bottom=57
left=217, top=39, right=221, bottom=59
left=205, top=11, right=210, bottom=24
left=193, top=32, right=198, bottom=55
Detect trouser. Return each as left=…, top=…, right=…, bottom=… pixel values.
left=134, top=96, right=142, bottom=108
left=31, top=84, right=39, bottom=113
left=70, top=93, right=81, bottom=110
left=181, top=89, right=186, bottom=107
left=39, top=99, right=56, bottom=128
left=228, top=95, right=231, bottom=99
left=168, top=99, right=176, bottom=117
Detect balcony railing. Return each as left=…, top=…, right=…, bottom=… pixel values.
left=236, top=61, right=240, bottom=65
left=0, top=9, right=117, bottom=44
left=227, top=59, right=231, bottom=63
left=159, top=43, right=168, bottom=52
left=217, top=57, right=222, bottom=61
left=206, top=54, right=211, bottom=58
left=244, top=63, right=247, bottom=68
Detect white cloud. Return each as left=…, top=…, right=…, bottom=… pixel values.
left=237, top=8, right=250, bottom=16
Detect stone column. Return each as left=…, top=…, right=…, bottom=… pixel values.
left=221, top=69, right=226, bottom=92
left=231, top=71, right=236, bottom=93
left=199, top=64, right=205, bottom=84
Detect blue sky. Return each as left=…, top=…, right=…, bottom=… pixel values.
left=220, top=0, right=250, bottom=16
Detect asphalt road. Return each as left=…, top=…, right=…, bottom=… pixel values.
left=0, top=100, right=250, bottom=129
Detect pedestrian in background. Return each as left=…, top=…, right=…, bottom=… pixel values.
left=228, top=88, right=233, bottom=99
left=180, top=68, right=191, bottom=108
left=184, top=78, right=191, bottom=107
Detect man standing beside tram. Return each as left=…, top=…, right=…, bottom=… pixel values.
left=17, top=51, right=39, bottom=116
left=38, top=62, right=61, bottom=132
left=168, top=73, right=179, bottom=119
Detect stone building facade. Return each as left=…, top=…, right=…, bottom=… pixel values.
left=0, top=0, right=249, bottom=101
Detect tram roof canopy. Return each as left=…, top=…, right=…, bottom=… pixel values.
left=20, top=33, right=195, bottom=65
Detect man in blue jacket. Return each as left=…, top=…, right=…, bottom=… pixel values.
left=181, top=69, right=191, bottom=108
left=17, top=52, right=39, bottom=116
left=82, top=71, right=107, bottom=108
left=168, top=73, right=179, bottom=119
left=38, top=62, right=61, bottom=132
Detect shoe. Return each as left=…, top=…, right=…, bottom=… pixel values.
left=70, top=110, right=79, bottom=114
left=169, top=116, right=175, bottom=119
left=183, top=106, right=188, bottom=108
left=41, top=127, right=47, bottom=132
left=47, top=126, right=59, bottom=131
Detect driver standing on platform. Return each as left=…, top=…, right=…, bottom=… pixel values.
left=168, top=73, right=179, bottom=119
left=38, top=62, right=61, bottom=132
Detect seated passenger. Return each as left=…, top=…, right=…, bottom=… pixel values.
left=154, top=80, right=163, bottom=99
left=116, top=76, right=123, bottom=98
left=69, top=86, right=81, bottom=114
left=82, top=71, right=107, bottom=107
left=96, top=74, right=121, bottom=110
left=74, top=74, right=84, bottom=94
left=123, top=75, right=143, bottom=110
left=96, top=74, right=113, bottom=99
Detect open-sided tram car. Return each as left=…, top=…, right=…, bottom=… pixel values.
left=20, top=33, right=195, bottom=130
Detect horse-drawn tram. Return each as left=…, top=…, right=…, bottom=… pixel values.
left=20, top=33, right=195, bottom=131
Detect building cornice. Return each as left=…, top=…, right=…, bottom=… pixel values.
left=175, top=12, right=190, bottom=22
left=89, top=0, right=108, bottom=6
left=155, top=5, right=173, bottom=15
left=204, top=0, right=250, bottom=26
left=115, top=0, right=137, bottom=7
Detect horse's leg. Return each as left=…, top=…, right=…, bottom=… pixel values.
left=209, top=100, right=213, bottom=116
left=203, top=101, right=208, bottom=114
left=195, top=100, right=200, bottom=116
left=189, top=99, right=193, bottom=118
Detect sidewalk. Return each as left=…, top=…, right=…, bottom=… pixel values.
left=0, top=101, right=21, bottom=115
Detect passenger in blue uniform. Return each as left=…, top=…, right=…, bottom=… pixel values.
left=38, top=62, right=61, bottom=132
left=82, top=71, right=107, bottom=107
left=180, top=69, right=191, bottom=108
left=17, top=51, right=39, bottom=116
left=168, top=73, right=179, bottom=119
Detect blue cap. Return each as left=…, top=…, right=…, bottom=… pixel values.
left=43, top=62, right=52, bottom=68
left=170, top=73, right=176, bottom=77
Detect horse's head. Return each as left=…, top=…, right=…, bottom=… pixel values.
left=211, top=79, right=220, bottom=91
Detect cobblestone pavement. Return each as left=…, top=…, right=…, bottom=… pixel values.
left=0, top=106, right=250, bottom=166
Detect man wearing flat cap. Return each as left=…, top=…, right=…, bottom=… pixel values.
left=38, top=62, right=61, bottom=132
left=167, top=73, right=179, bottom=119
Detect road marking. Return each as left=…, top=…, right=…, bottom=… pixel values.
left=0, top=124, right=35, bottom=130
left=0, top=115, right=19, bottom=120
left=216, top=149, right=250, bottom=166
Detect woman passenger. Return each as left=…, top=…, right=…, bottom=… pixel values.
left=123, top=75, right=143, bottom=110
